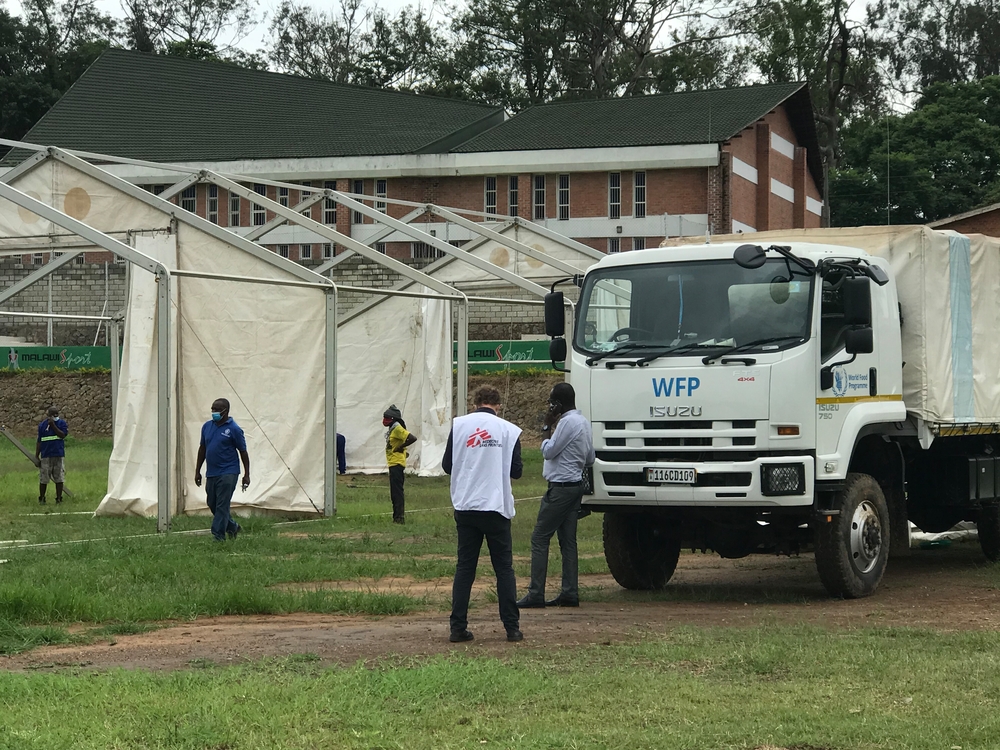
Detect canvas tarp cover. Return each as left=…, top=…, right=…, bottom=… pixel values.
left=338, top=222, right=599, bottom=474
left=665, top=226, right=1000, bottom=425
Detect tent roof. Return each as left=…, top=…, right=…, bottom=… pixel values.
left=10, top=50, right=504, bottom=164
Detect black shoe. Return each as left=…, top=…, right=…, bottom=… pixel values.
left=38, top=497, right=45, bottom=505
left=393, top=518, right=405, bottom=525
left=546, top=595, right=580, bottom=607
left=516, top=596, right=545, bottom=609
left=506, top=629, right=524, bottom=642
left=55, top=496, right=63, bottom=505
left=228, top=523, right=241, bottom=539
left=449, top=630, right=474, bottom=643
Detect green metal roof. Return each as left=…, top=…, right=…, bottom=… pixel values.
left=453, top=82, right=809, bottom=151
left=17, top=49, right=504, bottom=162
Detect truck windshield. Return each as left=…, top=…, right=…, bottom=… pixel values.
left=575, top=259, right=813, bottom=356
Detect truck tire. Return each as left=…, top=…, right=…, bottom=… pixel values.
left=978, top=506, right=1000, bottom=561
left=603, top=511, right=680, bottom=590
left=814, top=473, right=890, bottom=598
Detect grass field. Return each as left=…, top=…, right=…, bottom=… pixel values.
left=5, top=439, right=1000, bottom=749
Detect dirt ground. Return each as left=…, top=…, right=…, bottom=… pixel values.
left=6, top=543, right=1000, bottom=672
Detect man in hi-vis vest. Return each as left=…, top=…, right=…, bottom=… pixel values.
left=443, top=385, right=524, bottom=643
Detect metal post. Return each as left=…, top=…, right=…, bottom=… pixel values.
left=324, top=285, right=338, bottom=516
left=156, top=271, right=171, bottom=533
left=109, top=317, right=121, bottom=436
left=456, top=297, right=469, bottom=417
left=46, top=254, right=53, bottom=345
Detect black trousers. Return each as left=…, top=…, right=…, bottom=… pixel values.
left=388, top=465, right=405, bottom=521
left=451, top=510, right=519, bottom=634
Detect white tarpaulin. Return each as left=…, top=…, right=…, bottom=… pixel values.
left=665, top=226, right=1000, bottom=425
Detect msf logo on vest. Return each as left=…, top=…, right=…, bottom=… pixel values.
left=467, top=428, right=501, bottom=448
left=650, top=376, right=703, bottom=418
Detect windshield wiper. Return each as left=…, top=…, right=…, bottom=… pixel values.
left=632, top=341, right=723, bottom=366
left=585, top=342, right=667, bottom=366
left=702, top=336, right=805, bottom=365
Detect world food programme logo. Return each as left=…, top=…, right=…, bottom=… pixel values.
left=466, top=427, right=501, bottom=448
left=831, top=365, right=849, bottom=397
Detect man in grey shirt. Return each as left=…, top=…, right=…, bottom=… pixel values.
left=517, top=382, right=596, bottom=608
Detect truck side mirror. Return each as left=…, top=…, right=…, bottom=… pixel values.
left=549, top=338, right=567, bottom=365
left=845, top=326, right=874, bottom=355
left=843, top=277, right=872, bottom=326
left=544, top=291, right=565, bottom=337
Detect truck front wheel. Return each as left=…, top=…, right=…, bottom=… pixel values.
left=814, top=473, right=890, bottom=598
left=603, top=511, right=681, bottom=590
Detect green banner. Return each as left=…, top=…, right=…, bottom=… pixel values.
left=453, top=340, right=553, bottom=371
left=3, top=346, right=112, bottom=371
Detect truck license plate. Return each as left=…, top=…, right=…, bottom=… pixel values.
left=646, top=467, right=697, bottom=484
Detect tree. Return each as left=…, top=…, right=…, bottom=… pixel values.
left=871, top=0, right=1000, bottom=92
left=830, top=77, right=1000, bottom=225
left=736, top=0, right=886, bottom=224
left=118, top=0, right=259, bottom=58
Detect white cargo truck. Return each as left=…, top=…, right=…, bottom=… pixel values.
left=543, top=226, right=1000, bottom=598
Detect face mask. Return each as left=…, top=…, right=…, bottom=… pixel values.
left=211, top=412, right=223, bottom=422
left=382, top=418, right=393, bottom=427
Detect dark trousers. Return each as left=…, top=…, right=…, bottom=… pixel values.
left=388, top=465, right=405, bottom=521
left=206, top=473, right=239, bottom=541
left=336, top=433, right=346, bottom=474
left=451, top=510, right=519, bottom=634
left=527, top=484, right=584, bottom=600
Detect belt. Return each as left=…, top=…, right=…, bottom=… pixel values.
left=548, top=480, right=582, bottom=487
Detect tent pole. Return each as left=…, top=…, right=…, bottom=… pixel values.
left=109, top=316, right=121, bottom=438
left=324, top=285, right=338, bottom=516
left=456, top=296, right=469, bottom=417
left=157, top=271, right=172, bottom=533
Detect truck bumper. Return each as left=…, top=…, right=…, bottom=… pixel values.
left=590, top=455, right=815, bottom=508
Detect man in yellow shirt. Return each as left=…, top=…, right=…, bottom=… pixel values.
left=383, top=405, right=417, bottom=524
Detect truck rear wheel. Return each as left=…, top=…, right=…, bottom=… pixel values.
left=814, top=473, right=890, bottom=598
left=977, top=506, right=1000, bottom=561
left=603, top=511, right=680, bottom=590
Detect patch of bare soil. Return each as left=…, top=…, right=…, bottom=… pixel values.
left=6, top=544, right=1000, bottom=672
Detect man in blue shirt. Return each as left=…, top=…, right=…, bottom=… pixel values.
left=517, top=383, right=595, bottom=609
left=194, top=398, right=251, bottom=541
left=35, top=405, right=68, bottom=505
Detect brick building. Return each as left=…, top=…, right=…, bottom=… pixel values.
left=929, top=203, right=1000, bottom=236
left=5, top=49, right=824, bottom=268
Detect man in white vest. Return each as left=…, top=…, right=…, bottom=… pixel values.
left=443, top=384, right=524, bottom=643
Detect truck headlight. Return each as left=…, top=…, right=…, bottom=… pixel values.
left=761, top=464, right=805, bottom=496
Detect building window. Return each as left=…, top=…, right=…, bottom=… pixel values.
left=376, top=242, right=386, bottom=254
left=533, top=175, right=546, bottom=220
left=277, top=244, right=289, bottom=258
left=508, top=176, right=519, bottom=217
left=323, top=180, right=336, bottom=225
left=323, top=243, right=333, bottom=259
left=252, top=183, right=267, bottom=226
left=301, top=243, right=312, bottom=260
left=152, top=185, right=166, bottom=196
left=557, top=174, right=570, bottom=220
left=412, top=242, right=444, bottom=260
left=352, top=179, right=364, bottom=224
left=634, top=171, right=646, bottom=219
left=301, top=181, right=312, bottom=217
left=485, top=176, right=497, bottom=214
left=632, top=237, right=645, bottom=251
left=229, top=193, right=240, bottom=227
left=609, top=172, right=621, bottom=219
left=208, top=184, right=219, bottom=224
left=180, top=185, right=196, bottom=213
left=376, top=179, right=387, bottom=213
left=114, top=253, right=126, bottom=265
left=278, top=186, right=289, bottom=208
left=75, top=253, right=85, bottom=265
left=608, top=238, right=620, bottom=254
left=32, top=253, right=43, bottom=265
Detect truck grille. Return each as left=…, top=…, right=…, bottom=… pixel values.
left=599, top=420, right=758, bottom=452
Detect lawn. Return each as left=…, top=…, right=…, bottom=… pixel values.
left=4, top=439, right=1000, bottom=750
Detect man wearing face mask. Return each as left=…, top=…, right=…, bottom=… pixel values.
left=194, top=398, right=251, bottom=542
left=383, top=405, right=416, bottom=524
left=517, top=382, right=595, bottom=608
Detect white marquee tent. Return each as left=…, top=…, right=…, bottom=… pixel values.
left=0, top=141, right=602, bottom=530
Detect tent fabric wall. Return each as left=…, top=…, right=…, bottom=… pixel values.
left=663, top=226, right=1000, bottom=425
